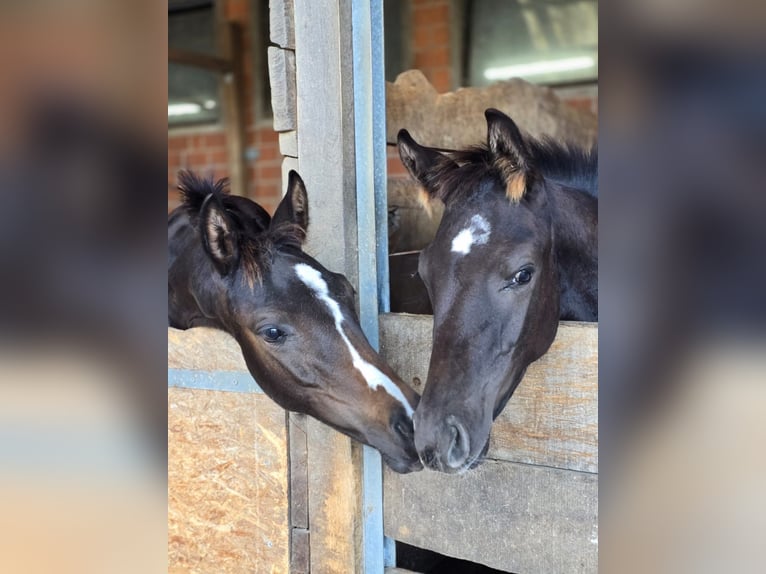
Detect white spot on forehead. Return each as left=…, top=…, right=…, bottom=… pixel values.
left=294, top=263, right=415, bottom=417
left=451, top=214, right=491, bottom=255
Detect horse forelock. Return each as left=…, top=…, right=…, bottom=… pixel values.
left=177, top=170, right=231, bottom=216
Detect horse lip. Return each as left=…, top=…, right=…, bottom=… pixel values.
left=384, top=454, right=423, bottom=474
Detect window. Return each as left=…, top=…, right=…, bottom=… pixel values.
left=461, top=0, right=597, bottom=87
left=168, top=1, right=220, bottom=126
left=384, top=0, right=408, bottom=82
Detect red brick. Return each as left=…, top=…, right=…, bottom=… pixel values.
left=387, top=155, right=409, bottom=177
left=258, top=129, right=279, bottom=145
left=414, top=25, right=433, bottom=50
left=168, top=136, right=188, bottom=151
left=257, top=164, right=282, bottom=181
left=430, top=68, right=451, bottom=92
left=417, top=48, right=449, bottom=68
left=413, top=4, right=449, bottom=27
left=185, top=151, right=208, bottom=167
left=259, top=143, right=279, bottom=161
left=203, top=133, right=226, bottom=148
left=226, top=0, right=248, bottom=22
left=432, top=24, right=449, bottom=47
left=210, top=149, right=228, bottom=164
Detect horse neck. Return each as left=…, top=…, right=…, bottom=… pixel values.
left=547, top=182, right=598, bottom=321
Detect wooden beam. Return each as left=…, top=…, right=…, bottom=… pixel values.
left=384, top=460, right=598, bottom=573
left=216, top=5, right=247, bottom=198
left=379, top=316, right=599, bottom=474
left=168, top=48, right=232, bottom=73
left=294, top=0, right=367, bottom=571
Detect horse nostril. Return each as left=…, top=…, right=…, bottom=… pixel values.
left=445, top=419, right=471, bottom=470
left=420, top=446, right=437, bottom=468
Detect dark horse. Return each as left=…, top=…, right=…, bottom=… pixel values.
left=168, top=170, right=422, bottom=473
left=397, top=109, right=597, bottom=473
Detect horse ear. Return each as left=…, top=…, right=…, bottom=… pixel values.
left=200, top=193, right=240, bottom=276
left=485, top=109, right=535, bottom=202
left=272, top=170, right=309, bottom=239
left=397, top=130, right=456, bottom=202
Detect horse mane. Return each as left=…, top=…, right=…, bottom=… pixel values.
left=527, top=137, right=598, bottom=197
left=427, top=133, right=598, bottom=204
left=177, top=170, right=306, bottom=284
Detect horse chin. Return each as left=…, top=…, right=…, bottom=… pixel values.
left=383, top=454, right=423, bottom=474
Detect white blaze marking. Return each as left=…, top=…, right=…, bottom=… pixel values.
left=451, top=214, right=491, bottom=255
left=294, top=264, right=415, bottom=417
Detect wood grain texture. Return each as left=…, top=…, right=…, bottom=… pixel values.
left=279, top=130, right=298, bottom=158
left=168, top=388, right=289, bottom=573
left=305, top=417, right=363, bottom=573
left=383, top=461, right=598, bottom=573
left=268, top=47, right=297, bottom=132
left=288, top=413, right=309, bottom=529
left=269, top=0, right=296, bottom=49
left=168, top=327, right=247, bottom=372
left=290, top=527, right=310, bottom=574
left=379, top=315, right=598, bottom=473
left=294, top=0, right=358, bottom=282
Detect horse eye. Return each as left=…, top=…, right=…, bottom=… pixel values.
left=394, top=419, right=413, bottom=440
left=515, top=268, right=533, bottom=285
left=259, top=326, right=287, bottom=344
left=502, top=267, right=534, bottom=290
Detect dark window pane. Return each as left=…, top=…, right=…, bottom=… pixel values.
left=464, top=0, right=597, bottom=86
left=384, top=0, right=406, bottom=82
left=168, top=3, right=220, bottom=126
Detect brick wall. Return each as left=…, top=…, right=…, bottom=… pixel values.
left=168, top=0, right=597, bottom=212
left=168, top=0, right=282, bottom=214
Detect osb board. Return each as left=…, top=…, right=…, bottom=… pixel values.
left=168, top=327, right=247, bottom=372
left=384, top=460, right=598, bottom=573
left=379, top=315, right=598, bottom=474
left=168, top=388, right=289, bottom=574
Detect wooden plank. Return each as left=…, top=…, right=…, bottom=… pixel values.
left=168, top=327, right=247, bottom=372
left=268, top=47, right=297, bottom=132
left=294, top=0, right=358, bottom=282
left=288, top=413, right=309, bottom=529
left=294, top=1, right=367, bottom=572
left=216, top=14, right=247, bottom=197
left=306, top=417, right=363, bottom=573
left=168, top=48, right=231, bottom=73
left=383, top=461, right=598, bottom=573
left=270, top=0, right=296, bottom=49
left=379, top=315, right=598, bottom=474
left=168, top=388, right=290, bottom=573
left=279, top=130, right=298, bottom=158
left=290, top=527, right=310, bottom=573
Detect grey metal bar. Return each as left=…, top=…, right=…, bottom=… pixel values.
left=352, top=0, right=387, bottom=571
left=167, top=368, right=263, bottom=394
left=372, top=0, right=390, bottom=315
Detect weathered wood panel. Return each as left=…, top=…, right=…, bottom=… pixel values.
left=168, top=388, right=290, bottom=574
left=279, top=130, right=298, bottom=158
left=268, top=46, right=297, bottom=132
left=293, top=1, right=371, bottom=571
left=379, top=315, right=598, bottom=474
left=288, top=413, right=309, bottom=529
left=304, top=417, right=366, bottom=573
left=168, top=327, right=246, bottom=372
left=270, top=0, right=296, bottom=49
left=384, top=460, right=598, bottom=573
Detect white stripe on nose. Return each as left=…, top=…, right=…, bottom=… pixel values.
left=294, top=263, right=415, bottom=418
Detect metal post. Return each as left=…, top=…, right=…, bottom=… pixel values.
left=352, top=0, right=390, bottom=571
